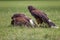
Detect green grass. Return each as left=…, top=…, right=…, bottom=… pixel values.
left=0, top=0, right=60, bottom=1
left=0, top=1, right=60, bottom=40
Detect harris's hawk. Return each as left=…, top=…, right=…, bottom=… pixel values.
left=11, top=13, right=37, bottom=27
left=28, top=6, right=57, bottom=28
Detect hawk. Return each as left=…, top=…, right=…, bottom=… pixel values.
left=11, top=13, right=37, bottom=27
left=28, top=6, right=56, bottom=28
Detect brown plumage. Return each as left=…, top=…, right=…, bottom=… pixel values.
left=11, top=13, right=30, bottom=26
left=11, top=16, right=30, bottom=26
left=28, top=6, right=56, bottom=27
left=11, top=13, right=37, bottom=27
left=11, top=13, right=26, bottom=19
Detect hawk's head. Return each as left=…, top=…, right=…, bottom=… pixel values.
left=28, top=6, right=36, bottom=12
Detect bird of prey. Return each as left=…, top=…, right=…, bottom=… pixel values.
left=28, top=6, right=56, bottom=28
left=11, top=13, right=37, bottom=27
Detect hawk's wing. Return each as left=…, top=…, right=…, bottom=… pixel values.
left=31, top=10, right=49, bottom=23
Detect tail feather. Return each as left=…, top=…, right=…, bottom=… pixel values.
left=48, top=22, right=56, bottom=27
left=47, top=19, right=55, bottom=27
left=49, top=22, right=59, bottom=28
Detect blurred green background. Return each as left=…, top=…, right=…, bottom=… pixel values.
left=0, top=1, right=60, bottom=40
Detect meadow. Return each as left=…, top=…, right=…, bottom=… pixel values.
left=0, top=1, right=60, bottom=40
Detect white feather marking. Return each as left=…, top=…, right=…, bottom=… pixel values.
left=29, top=19, right=34, bottom=25
left=48, top=19, right=52, bottom=22
left=51, top=26, right=59, bottom=28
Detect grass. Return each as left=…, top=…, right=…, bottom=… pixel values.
left=0, top=0, right=60, bottom=1
left=0, top=1, right=60, bottom=40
